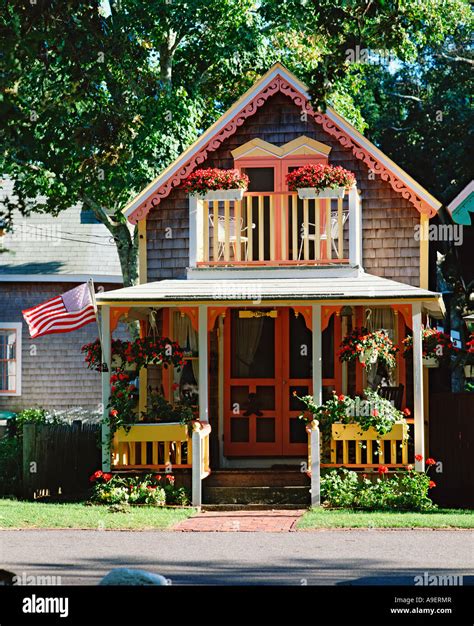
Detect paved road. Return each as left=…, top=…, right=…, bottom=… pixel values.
left=1, top=529, right=472, bottom=586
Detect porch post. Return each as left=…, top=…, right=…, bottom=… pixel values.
left=101, top=306, right=111, bottom=472
left=412, top=302, right=425, bottom=472
left=348, top=186, right=362, bottom=267
left=189, top=196, right=204, bottom=267
left=198, top=304, right=209, bottom=423
left=312, top=304, right=322, bottom=405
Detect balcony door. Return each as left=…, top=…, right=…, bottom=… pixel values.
left=223, top=307, right=310, bottom=457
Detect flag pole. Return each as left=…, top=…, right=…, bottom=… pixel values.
left=87, top=278, right=108, bottom=372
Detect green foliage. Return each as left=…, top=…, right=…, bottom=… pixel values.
left=141, top=391, right=194, bottom=425
left=321, top=468, right=436, bottom=512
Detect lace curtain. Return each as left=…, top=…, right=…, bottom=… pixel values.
left=234, top=316, right=264, bottom=378
left=173, top=312, right=199, bottom=383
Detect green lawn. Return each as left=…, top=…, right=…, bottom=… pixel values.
left=0, top=499, right=196, bottom=530
left=297, top=507, right=474, bottom=529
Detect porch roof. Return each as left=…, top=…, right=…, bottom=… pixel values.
left=96, top=272, right=445, bottom=318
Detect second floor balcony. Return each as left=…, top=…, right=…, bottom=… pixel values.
left=189, top=187, right=361, bottom=270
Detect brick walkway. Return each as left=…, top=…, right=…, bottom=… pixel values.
left=173, top=510, right=305, bottom=532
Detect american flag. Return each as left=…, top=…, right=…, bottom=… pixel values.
left=22, top=283, right=97, bottom=338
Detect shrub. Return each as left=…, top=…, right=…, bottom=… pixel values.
left=89, top=471, right=190, bottom=506
left=321, top=461, right=437, bottom=512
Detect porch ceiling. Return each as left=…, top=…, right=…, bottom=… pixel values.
left=96, top=272, right=445, bottom=318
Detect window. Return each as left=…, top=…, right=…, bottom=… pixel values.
left=0, top=323, right=22, bottom=396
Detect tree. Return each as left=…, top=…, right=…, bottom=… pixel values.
left=1, top=0, right=471, bottom=285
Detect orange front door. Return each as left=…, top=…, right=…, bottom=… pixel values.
left=224, top=308, right=312, bottom=457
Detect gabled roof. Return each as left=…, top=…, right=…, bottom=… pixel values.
left=123, top=63, right=442, bottom=224
left=447, top=180, right=474, bottom=225
left=0, top=205, right=122, bottom=283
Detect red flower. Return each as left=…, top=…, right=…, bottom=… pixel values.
left=429, top=481, right=436, bottom=488
left=110, top=374, right=118, bottom=383
left=378, top=465, right=388, bottom=475
left=103, top=473, right=113, bottom=482
left=154, top=474, right=162, bottom=481
left=118, top=373, right=129, bottom=381
left=166, top=475, right=175, bottom=483
left=111, top=386, right=116, bottom=393
left=110, top=409, right=118, bottom=417
left=372, top=409, right=379, bottom=417
left=117, top=391, right=124, bottom=398
left=403, top=408, right=411, bottom=416
left=89, top=470, right=103, bottom=483
left=426, top=458, right=436, bottom=466
left=172, top=383, right=179, bottom=391
left=415, top=454, right=423, bottom=462
left=127, top=384, right=136, bottom=392
left=338, top=394, right=345, bottom=401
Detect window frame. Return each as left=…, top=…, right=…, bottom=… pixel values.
left=0, top=322, right=22, bottom=396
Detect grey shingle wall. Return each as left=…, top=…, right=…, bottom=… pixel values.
left=0, top=282, right=126, bottom=413
left=146, top=92, right=420, bottom=286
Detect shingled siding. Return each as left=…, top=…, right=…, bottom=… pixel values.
left=147, top=92, right=420, bottom=285
left=0, top=282, right=122, bottom=413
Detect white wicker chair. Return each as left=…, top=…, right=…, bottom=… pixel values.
left=209, top=214, right=255, bottom=260
left=298, top=211, right=349, bottom=260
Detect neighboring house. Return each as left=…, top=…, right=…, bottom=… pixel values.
left=447, top=180, right=474, bottom=226
left=0, top=206, right=123, bottom=412
left=95, top=64, right=445, bottom=501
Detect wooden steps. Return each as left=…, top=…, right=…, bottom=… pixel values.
left=203, top=469, right=310, bottom=505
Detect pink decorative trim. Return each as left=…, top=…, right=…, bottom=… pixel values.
left=129, top=75, right=436, bottom=223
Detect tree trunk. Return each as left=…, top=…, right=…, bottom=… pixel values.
left=111, top=221, right=139, bottom=288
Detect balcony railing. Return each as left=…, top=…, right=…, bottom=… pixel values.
left=189, top=187, right=361, bottom=268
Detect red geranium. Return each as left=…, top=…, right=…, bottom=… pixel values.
left=426, top=458, right=436, bottom=466
left=378, top=465, right=389, bottom=475
left=415, top=454, right=423, bottom=462
left=429, top=481, right=436, bottom=488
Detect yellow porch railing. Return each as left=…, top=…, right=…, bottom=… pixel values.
left=307, top=421, right=410, bottom=471
left=112, top=423, right=192, bottom=470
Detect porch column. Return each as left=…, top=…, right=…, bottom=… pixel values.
left=189, top=196, right=204, bottom=267
left=101, top=306, right=111, bottom=472
left=198, top=304, right=209, bottom=422
left=412, top=302, right=425, bottom=472
left=312, top=304, right=322, bottom=405
left=348, top=186, right=362, bottom=268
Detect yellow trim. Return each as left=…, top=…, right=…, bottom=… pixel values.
left=419, top=214, right=429, bottom=289
left=114, top=423, right=189, bottom=442
left=332, top=422, right=408, bottom=441
left=138, top=220, right=147, bottom=284
left=231, top=136, right=331, bottom=159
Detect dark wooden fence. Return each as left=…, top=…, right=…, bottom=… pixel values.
left=429, top=393, right=474, bottom=509
left=22, top=421, right=101, bottom=499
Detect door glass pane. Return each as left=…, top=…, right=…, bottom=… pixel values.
left=230, top=386, right=249, bottom=411
left=231, top=311, right=275, bottom=378
left=256, top=418, right=275, bottom=443
left=242, top=167, right=274, bottom=192
left=256, top=386, right=275, bottom=410
left=289, top=418, right=307, bottom=444
left=231, top=418, right=249, bottom=443
left=289, top=313, right=312, bottom=379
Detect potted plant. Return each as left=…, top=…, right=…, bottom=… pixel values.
left=296, top=389, right=409, bottom=462
left=463, top=334, right=474, bottom=378
left=338, top=327, right=398, bottom=369
left=286, top=163, right=356, bottom=200
left=402, top=327, right=459, bottom=368
left=183, top=167, right=249, bottom=201
left=141, top=390, right=195, bottom=426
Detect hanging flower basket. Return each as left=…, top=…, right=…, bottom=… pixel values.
left=286, top=164, right=356, bottom=199
left=423, top=356, right=439, bottom=368
left=339, top=327, right=398, bottom=370
left=359, top=349, right=378, bottom=365
left=402, top=327, right=459, bottom=367
left=183, top=168, right=249, bottom=198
